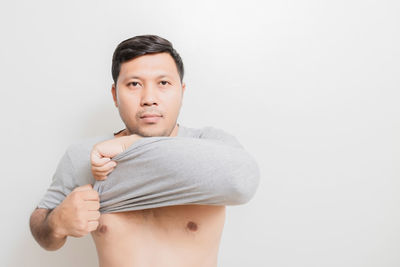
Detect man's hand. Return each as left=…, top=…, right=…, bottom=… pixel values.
left=90, top=134, right=143, bottom=181
left=48, top=184, right=101, bottom=238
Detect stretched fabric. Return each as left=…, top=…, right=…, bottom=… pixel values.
left=37, top=124, right=260, bottom=213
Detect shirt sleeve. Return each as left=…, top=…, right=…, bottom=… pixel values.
left=93, top=130, right=260, bottom=214
left=36, top=146, right=77, bottom=210
left=197, top=126, right=244, bottom=148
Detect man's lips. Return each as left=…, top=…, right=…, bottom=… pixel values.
left=140, top=113, right=162, bottom=123
left=140, top=114, right=162, bottom=118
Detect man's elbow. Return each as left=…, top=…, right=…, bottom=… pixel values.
left=230, top=177, right=260, bottom=205
left=29, top=208, right=66, bottom=251
left=227, top=157, right=261, bottom=205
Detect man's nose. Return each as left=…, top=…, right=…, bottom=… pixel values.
left=140, top=86, right=158, bottom=106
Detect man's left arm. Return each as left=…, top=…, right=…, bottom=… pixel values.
left=91, top=128, right=260, bottom=213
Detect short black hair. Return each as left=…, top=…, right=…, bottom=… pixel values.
left=111, top=34, right=184, bottom=85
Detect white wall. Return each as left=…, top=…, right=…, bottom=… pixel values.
left=1, top=0, right=399, bottom=266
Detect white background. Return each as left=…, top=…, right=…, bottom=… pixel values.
left=0, top=0, right=399, bottom=266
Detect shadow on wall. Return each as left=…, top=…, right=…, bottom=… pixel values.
left=8, top=233, right=98, bottom=267
left=10, top=103, right=121, bottom=267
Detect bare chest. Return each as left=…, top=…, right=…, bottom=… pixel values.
left=91, top=205, right=226, bottom=267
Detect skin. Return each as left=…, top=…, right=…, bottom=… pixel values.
left=112, top=52, right=185, bottom=138
left=29, top=52, right=226, bottom=266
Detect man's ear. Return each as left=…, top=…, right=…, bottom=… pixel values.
left=111, top=84, right=118, bottom=108
left=182, top=82, right=186, bottom=95
left=180, top=82, right=186, bottom=108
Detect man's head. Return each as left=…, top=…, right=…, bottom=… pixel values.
left=111, top=35, right=186, bottom=137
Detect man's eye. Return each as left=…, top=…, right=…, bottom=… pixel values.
left=160, top=81, right=169, bottom=86
left=128, top=82, right=140, bottom=87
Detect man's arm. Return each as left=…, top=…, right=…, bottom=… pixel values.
left=91, top=134, right=142, bottom=181
left=29, top=208, right=67, bottom=251
left=30, top=184, right=100, bottom=251
left=92, top=128, right=260, bottom=213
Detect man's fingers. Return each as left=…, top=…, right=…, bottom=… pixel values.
left=92, top=165, right=116, bottom=181
left=85, top=200, right=100, bottom=211
left=92, top=156, right=111, bottom=167
left=91, top=149, right=112, bottom=167
left=73, top=184, right=93, bottom=192
left=92, top=160, right=117, bottom=172
left=93, top=174, right=107, bottom=181
left=80, top=190, right=99, bottom=201
left=92, top=169, right=113, bottom=180
left=87, top=221, right=99, bottom=232
left=87, top=210, right=101, bottom=221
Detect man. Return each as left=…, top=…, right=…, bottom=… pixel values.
left=30, top=35, right=260, bottom=267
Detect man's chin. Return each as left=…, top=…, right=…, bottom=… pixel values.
left=135, top=126, right=169, bottom=137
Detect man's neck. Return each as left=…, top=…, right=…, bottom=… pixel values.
left=170, top=123, right=180, bottom=137
left=113, top=123, right=180, bottom=138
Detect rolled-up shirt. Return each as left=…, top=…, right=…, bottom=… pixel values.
left=37, top=124, right=261, bottom=214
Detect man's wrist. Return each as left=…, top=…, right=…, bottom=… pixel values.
left=46, top=208, right=67, bottom=240
left=121, top=134, right=143, bottom=151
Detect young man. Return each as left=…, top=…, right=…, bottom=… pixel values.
left=30, top=35, right=260, bottom=267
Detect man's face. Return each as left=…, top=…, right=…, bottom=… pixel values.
left=112, top=52, right=186, bottom=137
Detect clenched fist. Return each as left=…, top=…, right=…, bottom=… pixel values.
left=90, top=134, right=142, bottom=181
left=48, top=184, right=100, bottom=238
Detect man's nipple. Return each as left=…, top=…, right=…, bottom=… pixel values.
left=186, top=221, right=198, bottom=231
left=98, top=224, right=108, bottom=234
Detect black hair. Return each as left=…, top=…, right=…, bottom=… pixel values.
left=111, top=34, right=184, bottom=85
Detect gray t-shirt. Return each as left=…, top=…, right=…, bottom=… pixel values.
left=37, top=124, right=260, bottom=213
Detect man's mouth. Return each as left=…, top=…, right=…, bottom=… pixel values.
left=140, top=114, right=162, bottom=123
left=140, top=113, right=162, bottom=118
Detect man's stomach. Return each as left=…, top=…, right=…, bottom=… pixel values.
left=91, top=205, right=226, bottom=267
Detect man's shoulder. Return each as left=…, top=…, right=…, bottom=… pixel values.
left=180, top=124, right=242, bottom=148
left=181, top=124, right=234, bottom=138
left=179, top=124, right=231, bottom=138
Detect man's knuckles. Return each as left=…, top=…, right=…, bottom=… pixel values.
left=87, top=221, right=99, bottom=232
left=72, top=184, right=92, bottom=192
left=88, top=211, right=101, bottom=220
left=93, top=161, right=116, bottom=172
left=86, top=201, right=100, bottom=211
left=91, top=157, right=109, bottom=167
left=72, top=189, right=99, bottom=201
left=73, top=215, right=99, bottom=232
left=75, top=219, right=89, bottom=232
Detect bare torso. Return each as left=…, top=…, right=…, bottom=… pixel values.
left=91, top=127, right=225, bottom=266
left=91, top=205, right=226, bottom=267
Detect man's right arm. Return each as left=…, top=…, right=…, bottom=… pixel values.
left=29, top=208, right=67, bottom=251
left=29, top=184, right=100, bottom=251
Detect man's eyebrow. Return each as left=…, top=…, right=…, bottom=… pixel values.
left=124, top=74, right=173, bottom=80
